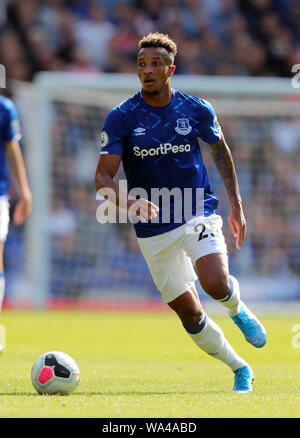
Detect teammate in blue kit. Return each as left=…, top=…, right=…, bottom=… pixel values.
left=0, top=93, right=32, bottom=351
left=94, top=33, right=266, bottom=393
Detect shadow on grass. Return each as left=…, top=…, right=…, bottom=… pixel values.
left=0, top=389, right=227, bottom=397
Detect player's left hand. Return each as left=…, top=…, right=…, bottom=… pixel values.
left=228, top=204, right=246, bottom=249
left=128, top=198, right=159, bottom=223
left=13, top=192, right=32, bottom=226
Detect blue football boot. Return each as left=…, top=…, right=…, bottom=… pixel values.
left=232, top=365, right=254, bottom=393
left=230, top=302, right=267, bottom=348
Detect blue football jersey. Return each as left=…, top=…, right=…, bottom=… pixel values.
left=0, top=96, right=22, bottom=196
left=100, top=89, right=221, bottom=238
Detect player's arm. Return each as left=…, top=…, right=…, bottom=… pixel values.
left=95, top=153, right=123, bottom=205
left=209, top=131, right=246, bottom=249
left=5, top=138, right=32, bottom=225
left=94, top=153, right=158, bottom=222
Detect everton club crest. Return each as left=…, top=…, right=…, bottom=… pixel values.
left=175, top=118, right=192, bottom=135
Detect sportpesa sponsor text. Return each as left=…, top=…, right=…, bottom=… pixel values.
left=133, top=143, right=191, bottom=159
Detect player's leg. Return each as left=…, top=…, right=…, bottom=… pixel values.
left=195, top=252, right=240, bottom=314
left=166, top=282, right=247, bottom=371
left=0, top=196, right=9, bottom=353
left=167, top=282, right=204, bottom=329
left=167, top=284, right=253, bottom=393
left=0, top=241, right=6, bottom=353
left=195, top=252, right=266, bottom=348
left=190, top=225, right=266, bottom=351
left=0, top=241, right=4, bottom=312
left=138, top=228, right=253, bottom=392
left=167, top=284, right=250, bottom=373
left=183, top=214, right=266, bottom=348
left=0, top=241, right=4, bottom=296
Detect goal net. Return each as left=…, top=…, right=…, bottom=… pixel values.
left=9, top=73, right=300, bottom=309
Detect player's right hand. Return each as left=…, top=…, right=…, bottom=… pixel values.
left=13, top=192, right=32, bottom=226
left=127, top=198, right=159, bottom=223
left=228, top=204, right=246, bottom=249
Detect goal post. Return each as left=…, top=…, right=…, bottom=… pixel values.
left=12, top=72, right=300, bottom=309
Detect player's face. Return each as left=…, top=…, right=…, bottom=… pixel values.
left=137, top=47, right=175, bottom=95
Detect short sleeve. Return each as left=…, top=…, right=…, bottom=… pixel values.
left=199, top=100, right=221, bottom=144
left=100, top=107, right=126, bottom=156
left=3, top=100, right=22, bottom=143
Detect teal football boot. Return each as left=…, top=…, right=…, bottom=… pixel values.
left=230, top=302, right=267, bottom=348
left=232, top=365, right=254, bottom=393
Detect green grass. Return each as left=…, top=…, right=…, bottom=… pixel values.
left=0, top=309, right=300, bottom=418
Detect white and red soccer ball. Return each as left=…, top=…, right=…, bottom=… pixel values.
left=31, top=351, right=80, bottom=395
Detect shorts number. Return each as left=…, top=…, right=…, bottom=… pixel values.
left=194, top=221, right=219, bottom=241
left=209, top=221, right=219, bottom=237
left=194, top=223, right=208, bottom=241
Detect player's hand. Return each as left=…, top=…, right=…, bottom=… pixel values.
left=128, top=198, right=159, bottom=223
left=228, top=204, right=246, bottom=249
left=13, top=192, right=32, bottom=226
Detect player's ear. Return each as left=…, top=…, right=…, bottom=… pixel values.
left=169, top=65, right=176, bottom=76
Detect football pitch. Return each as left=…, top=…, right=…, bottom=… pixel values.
left=0, top=309, right=299, bottom=418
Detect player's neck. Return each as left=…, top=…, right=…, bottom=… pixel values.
left=141, top=84, right=173, bottom=107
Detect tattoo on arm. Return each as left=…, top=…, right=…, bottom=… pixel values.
left=209, top=134, right=242, bottom=207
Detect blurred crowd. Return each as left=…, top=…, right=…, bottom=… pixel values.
left=0, top=0, right=300, bottom=82
left=2, top=0, right=300, bottom=301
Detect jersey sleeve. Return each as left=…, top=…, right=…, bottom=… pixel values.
left=3, top=100, right=22, bottom=143
left=100, top=107, right=126, bottom=156
left=199, top=99, right=221, bottom=144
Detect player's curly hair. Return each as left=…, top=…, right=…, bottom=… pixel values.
left=138, top=33, right=177, bottom=64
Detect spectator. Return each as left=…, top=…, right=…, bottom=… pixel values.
left=65, top=45, right=100, bottom=72
left=74, top=2, right=116, bottom=70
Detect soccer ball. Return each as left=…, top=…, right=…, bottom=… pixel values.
left=31, top=351, right=80, bottom=395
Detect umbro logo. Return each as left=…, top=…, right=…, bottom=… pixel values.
left=133, top=127, right=146, bottom=136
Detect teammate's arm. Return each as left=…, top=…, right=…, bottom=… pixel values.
left=5, top=138, right=32, bottom=225
left=209, top=131, right=246, bottom=249
left=94, top=153, right=159, bottom=222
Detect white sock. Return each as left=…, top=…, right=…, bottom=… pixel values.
left=184, top=314, right=247, bottom=371
left=0, top=273, right=4, bottom=314
left=218, top=275, right=242, bottom=316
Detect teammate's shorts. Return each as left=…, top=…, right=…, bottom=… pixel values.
left=0, top=196, right=10, bottom=242
left=137, top=214, right=227, bottom=304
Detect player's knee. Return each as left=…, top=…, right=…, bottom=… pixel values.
left=179, top=306, right=204, bottom=330
left=168, top=289, right=204, bottom=329
left=202, top=275, right=230, bottom=300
